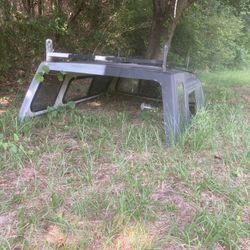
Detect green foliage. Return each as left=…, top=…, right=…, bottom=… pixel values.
left=35, top=65, right=50, bottom=82
left=57, top=71, right=65, bottom=82
left=0, top=0, right=250, bottom=78
left=198, top=69, right=250, bottom=86
left=170, top=0, right=250, bottom=70
left=35, top=72, right=44, bottom=82
left=94, top=0, right=151, bottom=56
left=0, top=132, right=22, bottom=155
left=50, top=193, right=64, bottom=210
left=42, top=65, right=50, bottom=74
left=0, top=15, right=70, bottom=78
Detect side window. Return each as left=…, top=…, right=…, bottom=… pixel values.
left=89, top=76, right=111, bottom=96
left=188, top=91, right=196, bottom=115
left=177, top=83, right=185, bottom=124
left=139, top=80, right=161, bottom=99
left=31, top=74, right=62, bottom=112
left=63, top=77, right=92, bottom=103
left=116, top=78, right=161, bottom=99
left=116, top=79, right=139, bottom=94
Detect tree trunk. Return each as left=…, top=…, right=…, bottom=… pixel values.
left=67, top=7, right=83, bottom=26
left=146, top=18, right=178, bottom=59
left=146, top=0, right=196, bottom=59
left=55, top=0, right=63, bottom=14
left=22, top=0, right=34, bottom=17
left=38, top=0, right=43, bottom=16
left=146, top=17, right=165, bottom=58
left=67, top=1, right=86, bottom=26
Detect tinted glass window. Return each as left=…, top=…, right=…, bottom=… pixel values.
left=117, top=79, right=139, bottom=94
left=89, top=76, right=111, bottom=96
left=189, top=91, right=196, bottom=115
left=64, top=77, right=92, bottom=103
left=117, top=78, right=161, bottom=99
left=139, top=80, right=161, bottom=99
left=31, top=74, right=62, bottom=112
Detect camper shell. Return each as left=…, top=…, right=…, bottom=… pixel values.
left=19, top=39, right=204, bottom=144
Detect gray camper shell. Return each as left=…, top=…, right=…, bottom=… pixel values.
left=19, top=39, right=204, bottom=144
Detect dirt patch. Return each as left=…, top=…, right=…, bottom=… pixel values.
left=211, top=162, right=230, bottom=183
left=150, top=212, right=173, bottom=237
left=190, top=168, right=205, bottom=184
left=41, top=132, right=81, bottom=154
left=234, top=86, right=250, bottom=103
left=32, top=130, right=81, bottom=152
left=126, top=151, right=152, bottom=163
left=94, top=163, right=118, bottom=185
left=39, top=151, right=63, bottom=168
left=0, top=212, right=18, bottom=239
left=240, top=238, right=250, bottom=250
left=200, top=191, right=226, bottom=213
left=44, top=225, right=78, bottom=247
left=0, top=167, right=46, bottom=196
left=0, top=167, right=48, bottom=243
left=151, top=183, right=197, bottom=235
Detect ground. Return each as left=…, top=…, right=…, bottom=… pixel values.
left=0, top=70, right=250, bottom=249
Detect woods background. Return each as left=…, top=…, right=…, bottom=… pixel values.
left=0, top=0, right=250, bottom=80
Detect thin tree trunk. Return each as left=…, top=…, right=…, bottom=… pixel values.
left=67, top=0, right=87, bottom=26
left=22, top=0, right=34, bottom=17
left=67, top=7, right=83, bottom=26
left=38, top=0, right=43, bottom=16
left=54, top=0, right=63, bottom=14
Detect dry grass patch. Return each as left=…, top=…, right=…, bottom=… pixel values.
left=152, top=183, right=197, bottom=232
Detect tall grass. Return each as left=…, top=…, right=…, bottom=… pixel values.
left=198, top=69, right=250, bottom=86
left=0, top=70, right=249, bottom=249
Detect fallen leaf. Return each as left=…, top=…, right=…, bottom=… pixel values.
left=214, top=155, right=222, bottom=160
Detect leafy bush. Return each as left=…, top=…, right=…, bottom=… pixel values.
left=170, top=0, right=249, bottom=70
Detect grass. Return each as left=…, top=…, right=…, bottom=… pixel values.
left=0, top=70, right=250, bottom=249
left=198, top=69, right=250, bottom=87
